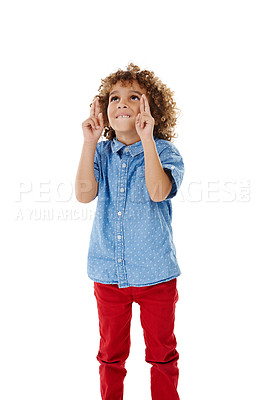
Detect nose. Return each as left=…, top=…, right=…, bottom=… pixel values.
left=117, top=98, right=128, bottom=108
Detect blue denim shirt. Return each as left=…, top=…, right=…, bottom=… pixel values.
left=87, top=135, right=184, bottom=288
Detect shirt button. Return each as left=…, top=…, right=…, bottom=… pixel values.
left=120, top=188, right=124, bottom=192
left=118, top=258, right=122, bottom=263
left=117, top=235, right=121, bottom=239
left=118, top=211, right=122, bottom=216
left=122, top=163, right=126, bottom=168
left=125, top=148, right=129, bottom=152
left=171, top=166, right=175, bottom=170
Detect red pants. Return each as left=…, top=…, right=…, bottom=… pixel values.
left=93, top=278, right=180, bottom=400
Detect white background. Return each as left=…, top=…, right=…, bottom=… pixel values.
left=1, top=0, right=265, bottom=399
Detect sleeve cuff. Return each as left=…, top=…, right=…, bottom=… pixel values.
left=163, top=165, right=180, bottom=200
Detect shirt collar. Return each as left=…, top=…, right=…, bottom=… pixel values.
left=111, top=135, right=157, bottom=157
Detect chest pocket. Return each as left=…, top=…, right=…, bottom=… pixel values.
left=130, top=166, right=151, bottom=204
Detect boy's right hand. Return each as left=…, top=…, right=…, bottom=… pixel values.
left=82, top=97, right=104, bottom=143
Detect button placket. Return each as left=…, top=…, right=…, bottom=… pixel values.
left=115, top=149, right=130, bottom=287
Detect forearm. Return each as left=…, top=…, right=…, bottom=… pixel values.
left=142, top=138, right=172, bottom=202
left=75, top=141, right=98, bottom=203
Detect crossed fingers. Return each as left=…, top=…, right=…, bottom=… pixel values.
left=140, top=94, right=151, bottom=115
left=90, top=97, right=101, bottom=118
left=136, top=94, right=155, bottom=135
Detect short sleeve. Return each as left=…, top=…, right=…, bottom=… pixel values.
left=159, top=143, right=184, bottom=200
left=90, top=141, right=102, bottom=201
left=94, top=141, right=101, bottom=184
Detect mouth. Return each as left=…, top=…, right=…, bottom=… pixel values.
left=116, top=115, right=131, bottom=119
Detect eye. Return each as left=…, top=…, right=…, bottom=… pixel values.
left=110, top=96, right=118, bottom=102
left=131, top=95, right=140, bottom=100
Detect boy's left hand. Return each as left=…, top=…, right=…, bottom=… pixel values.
left=135, top=94, right=155, bottom=141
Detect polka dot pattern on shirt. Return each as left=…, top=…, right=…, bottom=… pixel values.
left=87, top=135, right=184, bottom=288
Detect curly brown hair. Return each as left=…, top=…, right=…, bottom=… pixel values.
left=90, top=63, right=181, bottom=142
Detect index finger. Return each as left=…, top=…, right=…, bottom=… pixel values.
left=94, top=97, right=100, bottom=117
left=142, top=94, right=151, bottom=114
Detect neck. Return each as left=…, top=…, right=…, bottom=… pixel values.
left=115, top=132, right=141, bottom=146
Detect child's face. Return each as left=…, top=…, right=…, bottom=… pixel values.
left=107, top=80, right=148, bottom=142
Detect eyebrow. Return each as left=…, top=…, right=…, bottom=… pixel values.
left=109, top=90, right=143, bottom=97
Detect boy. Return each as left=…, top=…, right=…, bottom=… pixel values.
left=75, top=63, right=184, bottom=399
